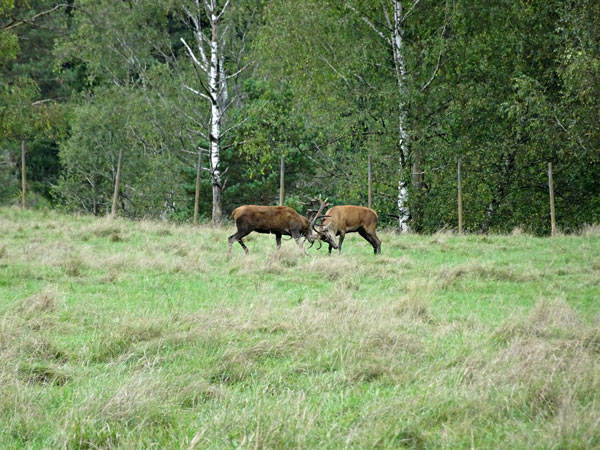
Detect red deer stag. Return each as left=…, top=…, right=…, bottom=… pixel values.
left=318, top=205, right=381, bottom=254
left=228, top=197, right=333, bottom=254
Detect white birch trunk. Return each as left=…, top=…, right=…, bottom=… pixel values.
left=392, top=0, right=410, bottom=231
left=346, top=0, right=440, bottom=232
left=346, top=0, right=412, bottom=231
left=219, top=52, right=229, bottom=107
left=181, top=0, right=237, bottom=225
left=209, top=3, right=223, bottom=224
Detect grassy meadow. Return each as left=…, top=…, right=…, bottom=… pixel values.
left=1, top=207, right=599, bottom=449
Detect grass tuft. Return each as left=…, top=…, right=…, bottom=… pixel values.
left=438, top=262, right=539, bottom=287
left=527, top=298, right=582, bottom=330
left=393, top=296, right=433, bottom=323
left=17, top=287, right=61, bottom=316
left=63, top=253, right=85, bottom=277
left=305, top=255, right=361, bottom=280
left=265, top=246, right=303, bottom=269
left=493, top=298, right=583, bottom=342
left=580, top=223, right=600, bottom=236
left=86, top=220, right=123, bottom=238
left=19, top=362, right=71, bottom=386
left=109, top=232, right=122, bottom=242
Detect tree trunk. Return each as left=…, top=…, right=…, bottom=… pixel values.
left=180, top=0, right=243, bottom=226
left=368, top=154, right=372, bottom=209
left=111, top=148, right=124, bottom=218
left=346, top=0, right=446, bottom=231
left=548, top=162, right=556, bottom=237
left=392, top=0, right=410, bottom=231
left=209, top=5, right=222, bottom=225
left=194, top=148, right=203, bottom=225
left=212, top=182, right=222, bottom=225
left=457, top=159, right=463, bottom=234
left=411, top=157, right=424, bottom=190
left=279, top=155, right=285, bottom=206
left=21, top=140, right=26, bottom=209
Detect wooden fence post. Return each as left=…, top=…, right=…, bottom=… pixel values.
left=21, top=140, right=26, bottom=209
left=279, top=155, right=285, bottom=206
left=457, top=159, right=463, bottom=235
left=368, top=154, right=372, bottom=209
left=111, top=149, right=124, bottom=218
left=548, top=162, right=556, bottom=237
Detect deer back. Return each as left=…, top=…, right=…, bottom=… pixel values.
left=232, top=205, right=308, bottom=234
left=324, top=205, right=378, bottom=234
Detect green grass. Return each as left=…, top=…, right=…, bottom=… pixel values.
left=1, top=207, right=599, bottom=449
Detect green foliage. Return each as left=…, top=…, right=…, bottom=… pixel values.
left=55, top=86, right=186, bottom=217
left=55, top=0, right=171, bottom=86
left=0, top=0, right=74, bottom=205
left=0, top=31, right=18, bottom=66
left=0, top=0, right=15, bottom=11
left=410, top=0, right=600, bottom=234
left=0, top=76, right=38, bottom=137
left=223, top=79, right=314, bottom=209
left=0, top=0, right=17, bottom=65
left=0, top=148, right=19, bottom=203
left=1, top=0, right=599, bottom=231
left=251, top=0, right=401, bottom=218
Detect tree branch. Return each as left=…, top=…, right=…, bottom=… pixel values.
left=216, top=0, right=231, bottom=22
left=221, top=115, right=250, bottom=137
left=180, top=37, right=208, bottom=72
left=318, top=55, right=349, bottom=85
left=182, top=5, right=210, bottom=68
left=224, top=61, right=252, bottom=81
left=183, top=83, right=211, bottom=101
left=344, top=3, right=391, bottom=45
left=2, top=3, right=71, bottom=31
left=420, top=6, right=449, bottom=92
left=554, top=116, right=589, bottom=154
left=402, top=0, right=422, bottom=23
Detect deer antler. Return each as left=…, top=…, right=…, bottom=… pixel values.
left=304, top=195, right=331, bottom=250
left=308, top=195, right=330, bottom=230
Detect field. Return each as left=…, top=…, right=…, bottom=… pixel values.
left=1, top=207, right=599, bottom=449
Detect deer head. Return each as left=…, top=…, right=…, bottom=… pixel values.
left=306, top=196, right=337, bottom=249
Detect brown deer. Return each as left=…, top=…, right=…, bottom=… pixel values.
left=228, top=197, right=333, bottom=254
left=318, top=205, right=381, bottom=254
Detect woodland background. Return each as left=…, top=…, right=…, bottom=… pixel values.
left=1, top=0, right=599, bottom=234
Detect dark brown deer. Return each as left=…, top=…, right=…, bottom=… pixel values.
left=228, top=197, right=333, bottom=254
left=318, top=205, right=381, bottom=254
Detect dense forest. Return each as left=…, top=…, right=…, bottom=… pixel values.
left=1, top=0, right=599, bottom=234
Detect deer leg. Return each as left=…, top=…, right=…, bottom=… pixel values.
left=238, top=239, right=249, bottom=254
left=373, top=234, right=381, bottom=254
left=228, top=230, right=250, bottom=254
left=275, top=233, right=282, bottom=249
left=367, top=227, right=381, bottom=254
left=337, top=232, right=345, bottom=254
left=292, top=231, right=308, bottom=255
left=357, top=228, right=373, bottom=249
left=358, top=228, right=380, bottom=254
left=328, top=244, right=333, bottom=254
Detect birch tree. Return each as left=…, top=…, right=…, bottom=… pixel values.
left=345, top=0, right=447, bottom=231
left=180, top=0, right=249, bottom=225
